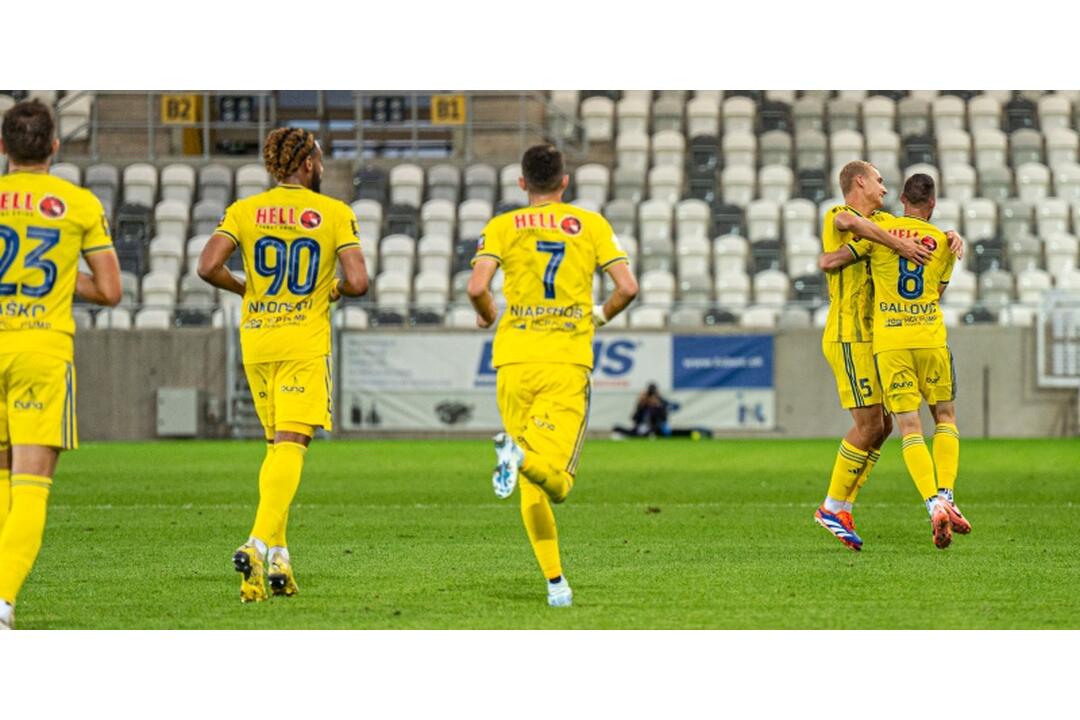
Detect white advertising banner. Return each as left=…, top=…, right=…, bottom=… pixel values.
left=338, top=332, right=775, bottom=432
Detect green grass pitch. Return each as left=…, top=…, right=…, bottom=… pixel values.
left=15, top=437, right=1080, bottom=629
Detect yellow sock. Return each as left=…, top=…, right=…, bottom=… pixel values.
left=520, top=452, right=575, bottom=504
left=933, top=423, right=960, bottom=493
left=0, top=468, right=10, bottom=535
left=0, top=475, right=53, bottom=605
left=255, top=444, right=287, bottom=550
left=826, top=440, right=868, bottom=503
left=520, top=480, right=562, bottom=580
left=901, top=434, right=938, bottom=501
left=250, top=442, right=306, bottom=546
left=845, top=448, right=881, bottom=504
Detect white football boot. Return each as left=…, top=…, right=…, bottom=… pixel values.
left=547, top=577, right=573, bottom=608
left=492, top=433, right=524, bottom=499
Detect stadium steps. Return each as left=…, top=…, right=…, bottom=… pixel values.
left=93, top=93, right=174, bottom=159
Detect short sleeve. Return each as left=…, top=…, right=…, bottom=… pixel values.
left=848, top=238, right=872, bottom=260
left=594, top=216, right=629, bottom=270
left=336, top=204, right=362, bottom=254
left=940, top=238, right=956, bottom=285
left=470, top=217, right=502, bottom=266
left=81, top=193, right=114, bottom=256
left=214, top=203, right=243, bottom=246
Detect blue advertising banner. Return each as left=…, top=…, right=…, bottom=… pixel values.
left=671, top=335, right=774, bottom=390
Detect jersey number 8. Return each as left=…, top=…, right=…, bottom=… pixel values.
left=253, top=236, right=321, bottom=296
left=897, top=257, right=925, bottom=300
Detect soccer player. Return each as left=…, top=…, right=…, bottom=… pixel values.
left=198, top=127, right=368, bottom=602
left=824, top=173, right=969, bottom=549
left=0, top=100, right=121, bottom=629
left=468, top=144, right=638, bottom=607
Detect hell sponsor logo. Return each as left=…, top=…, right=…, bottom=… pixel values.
left=39, top=195, right=66, bottom=219
left=254, top=206, right=321, bottom=229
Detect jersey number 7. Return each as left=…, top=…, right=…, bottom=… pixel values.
left=536, top=240, right=566, bottom=300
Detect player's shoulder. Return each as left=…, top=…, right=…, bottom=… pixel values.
left=47, top=176, right=105, bottom=218
left=869, top=209, right=896, bottom=224
left=828, top=203, right=855, bottom=216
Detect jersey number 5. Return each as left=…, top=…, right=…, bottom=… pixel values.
left=536, top=240, right=566, bottom=300
left=254, top=236, right=321, bottom=296
left=0, top=224, right=61, bottom=297
left=897, top=258, right=925, bottom=300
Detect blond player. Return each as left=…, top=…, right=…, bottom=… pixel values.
left=0, top=100, right=121, bottom=629
left=468, top=144, right=638, bottom=607
left=825, top=173, right=969, bottom=549
left=812, top=161, right=933, bottom=550
left=815, top=163, right=965, bottom=551
left=198, top=127, right=368, bottom=602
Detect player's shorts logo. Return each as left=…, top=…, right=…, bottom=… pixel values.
left=39, top=195, right=66, bottom=219
left=14, top=387, right=44, bottom=411
left=560, top=216, right=582, bottom=236
left=300, top=209, right=322, bottom=230
left=920, top=235, right=937, bottom=251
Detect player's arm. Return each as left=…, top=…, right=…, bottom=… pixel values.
left=818, top=247, right=861, bottom=272
left=834, top=211, right=931, bottom=265
left=76, top=250, right=122, bottom=306
left=467, top=256, right=499, bottom=329
left=197, top=233, right=246, bottom=296
left=594, top=261, right=638, bottom=326
left=944, top=229, right=965, bottom=260
left=332, top=247, right=369, bottom=299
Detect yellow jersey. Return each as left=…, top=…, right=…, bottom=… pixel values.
left=869, top=215, right=954, bottom=353
left=472, top=202, right=628, bottom=368
left=215, top=183, right=360, bottom=364
left=0, top=170, right=113, bottom=361
left=821, top=205, right=894, bottom=343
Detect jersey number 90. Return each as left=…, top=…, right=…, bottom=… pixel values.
left=253, top=236, right=320, bottom=296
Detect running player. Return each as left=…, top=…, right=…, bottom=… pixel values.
left=468, top=144, right=638, bottom=607
left=825, top=173, right=969, bottom=548
left=0, top=100, right=121, bottom=629
left=198, top=127, right=368, bottom=602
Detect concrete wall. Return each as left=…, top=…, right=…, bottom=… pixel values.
left=69, top=327, right=1078, bottom=441
left=73, top=329, right=229, bottom=441
left=774, top=327, right=1078, bottom=438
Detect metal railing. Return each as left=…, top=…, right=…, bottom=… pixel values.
left=57, top=90, right=587, bottom=165
left=1036, top=290, right=1080, bottom=433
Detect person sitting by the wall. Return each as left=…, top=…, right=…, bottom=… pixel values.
left=614, top=383, right=673, bottom=437
left=612, top=383, right=715, bottom=440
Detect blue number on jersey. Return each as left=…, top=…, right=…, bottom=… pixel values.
left=254, top=236, right=321, bottom=296
left=536, top=240, right=566, bottom=300
left=0, top=224, right=61, bottom=297
left=897, top=258, right=925, bottom=300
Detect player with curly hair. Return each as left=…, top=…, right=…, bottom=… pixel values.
left=198, top=128, right=369, bottom=602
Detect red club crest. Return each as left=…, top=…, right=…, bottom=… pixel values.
left=300, top=209, right=322, bottom=230
left=39, top=195, right=66, bottom=219
left=560, top=215, right=582, bottom=236
left=920, top=235, right=937, bottom=251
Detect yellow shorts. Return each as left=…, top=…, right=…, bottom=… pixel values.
left=244, top=356, right=333, bottom=436
left=0, top=352, right=77, bottom=450
left=875, top=347, right=956, bottom=414
left=496, top=363, right=591, bottom=477
left=822, top=340, right=882, bottom=410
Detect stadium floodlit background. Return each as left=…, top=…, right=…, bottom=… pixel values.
left=3, top=89, right=1079, bottom=629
